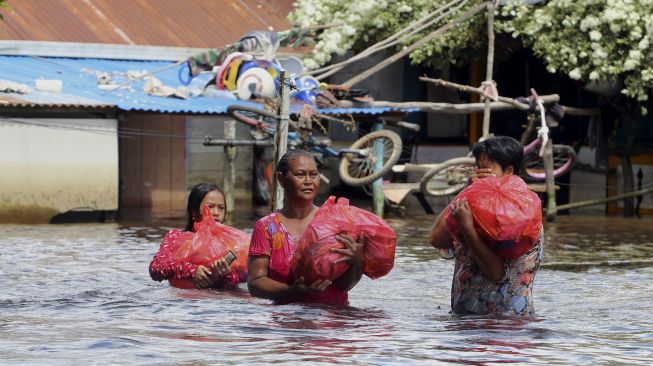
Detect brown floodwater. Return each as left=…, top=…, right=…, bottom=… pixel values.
left=1, top=215, right=651, bottom=365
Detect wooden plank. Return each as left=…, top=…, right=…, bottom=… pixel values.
left=382, top=183, right=419, bottom=204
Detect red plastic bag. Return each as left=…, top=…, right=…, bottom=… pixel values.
left=445, top=175, right=542, bottom=260
left=171, top=205, right=250, bottom=271
left=291, top=196, right=397, bottom=284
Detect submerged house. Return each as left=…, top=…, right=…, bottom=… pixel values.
left=0, top=0, right=414, bottom=223
left=0, top=0, right=298, bottom=223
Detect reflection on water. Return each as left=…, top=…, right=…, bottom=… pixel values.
left=1, top=216, right=652, bottom=365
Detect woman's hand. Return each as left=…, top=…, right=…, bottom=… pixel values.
left=210, top=258, right=232, bottom=278
left=192, top=265, right=216, bottom=289
left=290, top=276, right=332, bottom=296
left=332, top=233, right=365, bottom=269
left=470, top=168, right=495, bottom=183
left=331, top=233, right=365, bottom=291
left=450, top=199, right=474, bottom=232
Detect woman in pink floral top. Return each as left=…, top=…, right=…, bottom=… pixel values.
left=149, top=183, right=242, bottom=289
left=429, top=137, right=543, bottom=315
left=248, top=150, right=365, bottom=305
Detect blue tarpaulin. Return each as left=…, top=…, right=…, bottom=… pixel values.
left=0, top=55, right=417, bottom=116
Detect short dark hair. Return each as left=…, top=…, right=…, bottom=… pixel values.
left=275, top=149, right=315, bottom=175
left=185, top=182, right=225, bottom=231
left=472, top=136, right=524, bottom=175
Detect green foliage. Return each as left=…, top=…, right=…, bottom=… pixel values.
left=0, top=0, right=10, bottom=20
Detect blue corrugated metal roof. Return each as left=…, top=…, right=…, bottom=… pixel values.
left=0, top=55, right=417, bottom=116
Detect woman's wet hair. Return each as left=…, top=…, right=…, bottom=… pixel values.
left=472, top=136, right=524, bottom=175
left=185, top=182, right=225, bottom=231
left=275, top=149, right=316, bottom=175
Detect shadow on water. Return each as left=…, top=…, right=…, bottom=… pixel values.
left=1, top=215, right=652, bottom=364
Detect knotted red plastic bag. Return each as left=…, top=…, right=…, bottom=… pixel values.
left=445, top=175, right=542, bottom=260
left=291, top=196, right=397, bottom=284
left=171, top=205, right=250, bottom=271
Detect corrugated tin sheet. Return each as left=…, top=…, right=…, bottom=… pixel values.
left=0, top=55, right=416, bottom=116
left=0, top=0, right=292, bottom=48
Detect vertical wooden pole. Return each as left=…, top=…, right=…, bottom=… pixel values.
left=481, top=1, right=495, bottom=138
left=372, top=122, right=384, bottom=217
left=543, top=139, right=557, bottom=222
left=272, top=71, right=290, bottom=211
left=621, top=155, right=635, bottom=217
left=469, top=61, right=482, bottom=146
left=223, top=119, right=236, bottom=223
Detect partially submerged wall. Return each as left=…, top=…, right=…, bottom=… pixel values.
left=0, top=117, right=118, bottom=223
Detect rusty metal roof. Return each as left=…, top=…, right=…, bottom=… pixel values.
left=0, top=0, right=293, bottom=48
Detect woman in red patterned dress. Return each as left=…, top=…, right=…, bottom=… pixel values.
left=247, top=150, right=365, bottom=305
left=149, top=183, right=242, bottom=289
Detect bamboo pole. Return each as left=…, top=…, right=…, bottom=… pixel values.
left=550, top=186, right=653, bottom=212
left=482, top=1, right=496, bottom=137
left=272, top=71, right=290, bottom=211
left=342, top=2, right=487, bottom=87
left=223, top=119, right=236, bottom=223
left=419, top=77, right=559, bottom=110
left=369, top=99, right=559, bottom=113
left=373, top=122, right=384, bottom=217
left=312, top=0, right=467, bottom=80
left=203, top=138, right=274, bottom=147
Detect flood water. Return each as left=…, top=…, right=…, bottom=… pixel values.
left=1, top=215, right=652, bottom=365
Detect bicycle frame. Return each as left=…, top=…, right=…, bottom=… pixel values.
left=521, top=91, right=576, bottom=180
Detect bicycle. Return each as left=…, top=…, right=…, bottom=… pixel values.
left=519, top=89, right=577, bottom=181
left=417, top=88, right=577, bottom=198
left=225, top=104, right=406, bottom=187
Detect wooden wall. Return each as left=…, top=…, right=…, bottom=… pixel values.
left=186, top=115, right=254, bottom=215
left=119, top=112, right=186, bottom=221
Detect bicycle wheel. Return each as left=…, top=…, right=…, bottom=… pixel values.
left=419, top=157, right=475, bottom=197
left=521, top=144, right=577, bottom=180
left=338, top=130, right=403, bottom=187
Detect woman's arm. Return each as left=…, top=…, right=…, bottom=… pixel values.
left=247, top=256, right=330, bottom=300
left=429, top=207, right=454, bottom=249
left=452, top=200, right=504, bottom=281
left=331, top=234, right=364, bottom=291
left=149, top=230, right=233, bottom=288
left=149, top=230, right=200, bottom=281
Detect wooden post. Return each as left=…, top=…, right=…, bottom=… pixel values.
left=469, top=61, right=482, bottom=145
left=272, top=71, right=290, bottom=211
left=621, top=155, right=635, bottom=217
left=372, top=122, right=384, bottom=217
left=482, top=1, right=495, bottom=138
left=223, top=119, right=236, bottom=223
left=543, top=139, right=557, bottom=222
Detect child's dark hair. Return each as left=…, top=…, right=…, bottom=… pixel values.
left=185, top=182, right=225, bottom=232
left=472, top=136, right=524, bottom=175
left=275, top=149, right=315, bottom=175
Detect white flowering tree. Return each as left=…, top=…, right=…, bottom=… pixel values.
left=501, top=0, right=653, bottom=105
left=290, top=0, right=653, bottom=105
left=288, top=0, right=487, bottom=70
